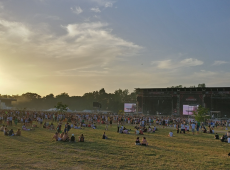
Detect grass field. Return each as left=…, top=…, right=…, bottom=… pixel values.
left=0, top=122, right=230, bottom=170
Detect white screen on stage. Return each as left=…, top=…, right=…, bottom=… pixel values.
left=183, top=105, right=199, bottom=115
left=124, top=103, right=136, bottom=113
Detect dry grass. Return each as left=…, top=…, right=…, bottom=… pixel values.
left=0, top=122, right=230, bottom=170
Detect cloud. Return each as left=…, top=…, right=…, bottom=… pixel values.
left=105, top=2, right=113, bottom=7
left=212, top=60, right=228, bottom=66
left=65, top=22, right=108, bottom=36
left=71, top=6, right=83, bottom=15
left=91, top=7, right=101, bottom=13
left=91, top=0, right=115, bottom=8
left=152, top=58, right=203, bottom=69
left=0, top=18, right=141, bottom=75
left=0, top=19, right=31, bottom=41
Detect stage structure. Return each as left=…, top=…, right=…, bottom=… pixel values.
left=136, top=87, right=230, bottom=117
left=0, top=98, right=17, bottom=107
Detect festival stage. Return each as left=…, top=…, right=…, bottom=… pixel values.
left=136, top=87, right=230, bottom=117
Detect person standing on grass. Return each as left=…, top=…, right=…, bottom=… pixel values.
left=191, top=122, right=196, bottom=135
left=14, top=116, right=18, bottom=126
left=40, top=117, right=43, bottom=127
left=176, top=124, right=179, bottom=134
left=181, top=123, right=185, bottom=134
left=117, top=124, right=120, bottom=133
left=105, top=123, right=108, bottom=131
left=196, top=123, right=200, bottom=134
left=110, top=119, right=112, bottom=127
left=162, top=119, right=166, bottom=128
left=186, top=124, right=190, bottom=134
left=9, top=116, right=13, bottom=126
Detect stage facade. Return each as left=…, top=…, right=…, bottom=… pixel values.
left=136, top=87, right=230, bottom=117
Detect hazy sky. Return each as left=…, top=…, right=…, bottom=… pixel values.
left=0, top=0, right=230, bottom=96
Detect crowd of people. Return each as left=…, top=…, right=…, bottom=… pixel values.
left=1, top=109, right=230, bottom=144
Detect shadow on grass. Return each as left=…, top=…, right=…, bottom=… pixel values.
left=10, top=136, right=34, bottom=143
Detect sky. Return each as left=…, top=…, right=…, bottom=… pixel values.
left=0, top=0, right=230, bottom=96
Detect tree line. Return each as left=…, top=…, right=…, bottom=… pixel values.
left=0, top=88, right=136, bottom=112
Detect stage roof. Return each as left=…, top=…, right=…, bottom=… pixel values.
left=135, top=87, right=230, bottom=92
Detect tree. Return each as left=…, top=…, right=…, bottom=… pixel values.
left=118, top=110, right=124, bottom=116
left=193, top=105, right=210, bottom=122
left=56, top=93, right=69, bottom=99
left=169, top=85, right=183, bottom=88
left=44, top=94, right=54, bottom=99
left=54, top=102, right=68, bottom=113
left=198, top=83, right=206, bottom=88
left=21, top=92, right=41, bottom=100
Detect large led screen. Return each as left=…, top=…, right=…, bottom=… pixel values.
left=124, top=103, right=136, bottom=113
left=183, top=105, right=199, bottom=115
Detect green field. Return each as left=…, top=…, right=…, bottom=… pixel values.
left=0, top=122, right=230, bottom=170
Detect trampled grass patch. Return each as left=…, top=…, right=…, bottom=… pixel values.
left=0, top=123, right=229, bottom=170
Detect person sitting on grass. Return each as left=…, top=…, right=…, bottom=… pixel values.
left=8, top=129, right=15, bottom=136
left=140, top=129, right=144, bottom=135
left=79, top=134, right=84, bottom=142
left=168, top=131, right=174, bottom=137
left=134, top=126, right=139, bottom=130
left=123, top=129, right=130, bottom=134
left=58, top=132, right=64, bottom=141
left=15, top=129, right=21, bottom=136
left=74, top=123, right=79, bottom=129
left=70, top=134, right=75, bottom=142
left=135, top=137, right=140, bottom=145
left=141, top=137, right=148, bottom=146
left=0, top=125, right=5, bottom=131
left=52, top=132, right=58, bottom=141
left=50, top=123, right=54, bottom=130
left=211, top=128, right=214, bottom=134
left=92, top=123, right=97, bottom=129
left=62, top=132, right=69, bottom=142
left=214, top=133, right=219, bottom=139
left=22, top=123, right=30, bottom=131
left=202, top=127, right=207, bottom=133
left=43, top=122, right=47, bottom=128
left=227, top=131, right=230, bottom=138
left=4, top=127, right=9, bottom=136
left=143, top=127, right=147, bottom=132
left=148, top=126, right=152, bottom=133
left=102, top=132, right=108, bottom=139
left=221, top=134, right=227, bottom=142
left=135, top=129, right=140, bottom=135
